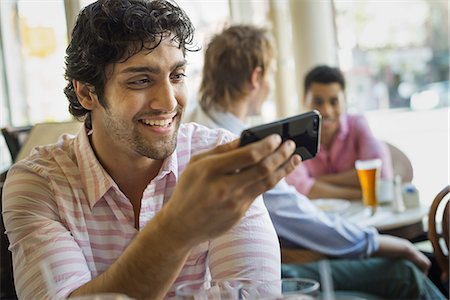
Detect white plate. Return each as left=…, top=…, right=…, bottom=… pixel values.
left=313, top=198, right=351, bottom=213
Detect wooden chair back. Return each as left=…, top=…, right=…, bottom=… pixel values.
left=428, top=185, right=450, bottom=281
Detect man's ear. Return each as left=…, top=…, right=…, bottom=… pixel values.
left=249, top=66, right=263, bottom=90
left=73, top=80, right=98, bottom=110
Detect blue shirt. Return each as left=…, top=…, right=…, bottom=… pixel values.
left=183, top=105, right=380, bottom=258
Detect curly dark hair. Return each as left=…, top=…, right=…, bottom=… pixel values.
left=64, top=0, right=196, bottom=120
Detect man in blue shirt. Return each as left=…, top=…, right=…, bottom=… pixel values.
left=184, top=24, right=445, bottom=299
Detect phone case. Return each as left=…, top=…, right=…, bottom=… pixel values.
left=240, top=110, right=321, bottom=160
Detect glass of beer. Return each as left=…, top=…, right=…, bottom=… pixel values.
left=355, top=159, right=382, bottom=216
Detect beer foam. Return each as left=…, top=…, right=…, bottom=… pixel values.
left=355, top=158, right=382, bottom=170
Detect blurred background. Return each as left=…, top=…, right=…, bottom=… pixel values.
left=0, top=0, right=448, bottom=205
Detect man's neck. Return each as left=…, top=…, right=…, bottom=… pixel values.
left=222, top=97, right=249, bottom=122
left=89, top=132, right=162, bottom=200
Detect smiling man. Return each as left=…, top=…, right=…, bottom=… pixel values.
left=1, top=1, right=300, bottom=299
left=286, top=65, right=393, bottom=199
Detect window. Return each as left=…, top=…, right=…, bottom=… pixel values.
left=335, top=0, right=449, bottom=111
left=1, top=0, right=70, bottom=126
left=334, top=0, right=449, bottom=203
left=0, top=0, right=70, bottom=170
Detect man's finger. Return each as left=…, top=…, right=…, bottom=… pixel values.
left=201, top=135, right=284, bottom=174
left=231, top=153, right=301, bottom=194
left=190, top=138, right=241, bottom=163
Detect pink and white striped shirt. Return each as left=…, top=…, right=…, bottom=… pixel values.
left=2, top=122, right=280, bottom=299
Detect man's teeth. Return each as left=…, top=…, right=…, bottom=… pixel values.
left=142, top=119, right=172, bottom=126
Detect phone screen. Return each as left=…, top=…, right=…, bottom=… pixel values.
left=240, top=110, right=321, bottom=160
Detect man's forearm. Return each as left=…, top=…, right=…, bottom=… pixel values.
left=308, top=181, right=362, bottom=200
left=70, top=210, right=193, bottom=299
left=373, top=235, right=430, bottom=273
left=317, top=169, right=360, bottom=187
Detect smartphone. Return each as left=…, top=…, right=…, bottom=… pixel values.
left=240, top=110, right=321, bottom=161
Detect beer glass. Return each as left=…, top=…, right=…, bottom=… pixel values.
left=355, top=159, right=382, bottom=216
left=247, top=278, right=319, bottom=300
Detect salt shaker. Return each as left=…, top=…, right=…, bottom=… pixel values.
left=392, top=175, right=406, bottom=213
left=403, top=183, right=420, bottom=208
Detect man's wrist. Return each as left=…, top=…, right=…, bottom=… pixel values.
left=150, top=207, right=198, bottom=254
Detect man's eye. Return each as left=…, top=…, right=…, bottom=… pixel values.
left=313, top=98, right=324, bottom=106
left=129, top=78, right=150, bottom=86
left=171, top=73, right=186, bottom=81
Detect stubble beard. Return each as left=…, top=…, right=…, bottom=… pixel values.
left=104, top=109, right=182, bottom=160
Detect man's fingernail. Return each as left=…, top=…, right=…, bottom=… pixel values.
left=287, top=140, right=296, bottom=150
left=292, top=154, right=302, bottom=165
left=272, top=134, right=281, bottom=144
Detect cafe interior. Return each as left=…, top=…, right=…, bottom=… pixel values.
left=0, top=0, right=448, bottom=299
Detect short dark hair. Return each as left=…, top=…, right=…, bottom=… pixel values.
left=64, top=0, right=196, bottom=120
left=304, top=65, right=346, bottom=96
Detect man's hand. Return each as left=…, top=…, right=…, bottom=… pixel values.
left=375, top=235, right=431, bottom=274
left=161, top=134, right=301, bottom=247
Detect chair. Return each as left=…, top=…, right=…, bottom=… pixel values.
left=2, top=121, right=83, bottom=162
left=0, top=169, right=18, bottom=299
left=280, top=237, right=325, bottom=264
left=384, top=142, right=414, bottom=182
left=1, top=126, right=33, bottom=162
left=281, top=248, right=325, bottom=264
left=428, top=185, right=450, bottom=283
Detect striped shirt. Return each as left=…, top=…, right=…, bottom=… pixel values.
left=2, top=122, right=280, bottom=299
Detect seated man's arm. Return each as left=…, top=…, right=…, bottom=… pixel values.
left=316, top=169, right=360, bottom=188
left=373, top=235, right=430, bottom=274
left=286, top=163, right=361, bottom=200
left=307, top=180, right=362, bottom=200
left=264, top=181, right=377, bottom=258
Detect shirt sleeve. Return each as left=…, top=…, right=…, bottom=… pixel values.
left=2, top=164, right=91, bottom=300
left=208, top=195, right=281, bottom=281
left=354, top=115, right=393, bottom=180
left=263, top=180, right=380, bottom=258
left=285, top=164, right=316, bottom=195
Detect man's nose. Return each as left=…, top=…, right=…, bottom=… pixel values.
left=149, top=80, right=178, bottom=112
left=320, top=102, right=334, bottom=117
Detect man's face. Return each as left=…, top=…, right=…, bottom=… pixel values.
left=249, top=61, right=275, bottom=116
left=94, top=37, right=187, bottom=160
left=304, top=82, right=344, bottom=142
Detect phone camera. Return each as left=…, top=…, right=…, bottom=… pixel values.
left=313, top=117, right=319, bottom=130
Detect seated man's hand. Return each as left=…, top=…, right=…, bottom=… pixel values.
left=161, top=134, right=301, bottom=247
left=376, top=235, right=431, bottom=274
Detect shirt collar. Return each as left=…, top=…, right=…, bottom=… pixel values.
left=207, top=107, right=247, bottom=135
left=74, top=125, right=179, bottom=208
left=336, top=114, right=349, bottom=141
left=75, top=126, right=116, bottom=209
left=155, top=149, right=178, bottom=182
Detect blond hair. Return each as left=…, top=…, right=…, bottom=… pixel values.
left=199, top=25, right=275, bottom=111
